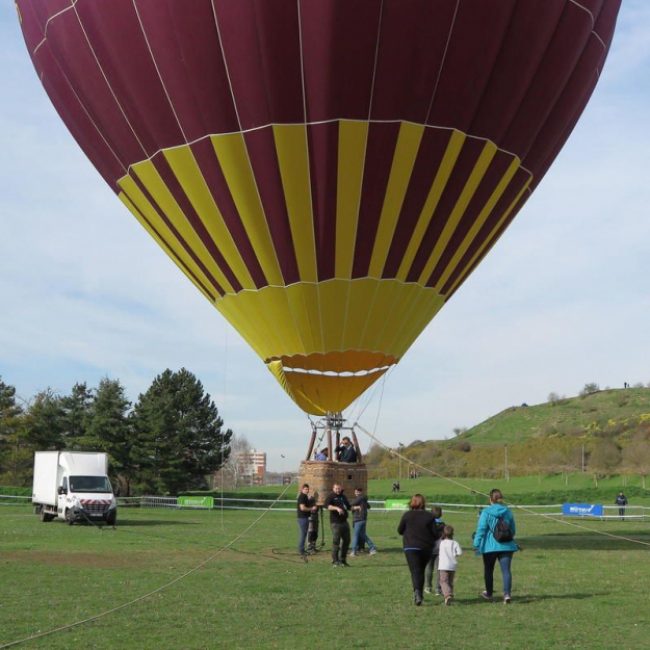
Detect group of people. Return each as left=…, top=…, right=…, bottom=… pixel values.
left=312, top=436, right=358, bottom=463
left=297, top=483, right=377, bottom=563
left=397, top=488, right=518, bottom=605
left=297, top=484, right=519, bottom=605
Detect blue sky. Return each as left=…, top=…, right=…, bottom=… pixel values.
left=1, top=3, right=649, bottom=472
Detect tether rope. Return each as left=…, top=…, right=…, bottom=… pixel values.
left=0, top=482, right=294, bottom=650
left=354, top=421, right=650, bottom=549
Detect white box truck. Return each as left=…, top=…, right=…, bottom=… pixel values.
left=32, top=451, right=117, bottom=525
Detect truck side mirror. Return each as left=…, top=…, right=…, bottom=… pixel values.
left=58, top=486, right=67, bottom=495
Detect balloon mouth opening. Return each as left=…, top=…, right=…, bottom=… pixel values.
left=266, top=351, right=398, bottom=375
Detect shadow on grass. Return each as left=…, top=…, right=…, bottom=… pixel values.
left=518, top=531, right=650, bottom=551
left=449, top=591, right=607, bottom=606
left=114, top=519, right=202, bottom=527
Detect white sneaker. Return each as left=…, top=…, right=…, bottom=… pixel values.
left=424, top=587, right=432, bottom=594
left=369, top=548, right=377, bottom=555
left=349, top=551, right=357, bottom=557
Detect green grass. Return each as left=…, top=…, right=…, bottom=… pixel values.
left=459, top=387, right=650, bottom=445
left=1, top=502, right=649, bottom=649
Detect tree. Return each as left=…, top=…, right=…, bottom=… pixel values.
left=580, top=383, right=600, bottom=397
left=0, top=377, right=25, bottom=481
left=60, top=382, right=94, bottom=449
left=22, top=389, right=65, bottom=450
left=214, top=434, right=250, bottom=488
left=132, top=369, right=232, bottom=495
left=85, top=378, right=134, bottom=495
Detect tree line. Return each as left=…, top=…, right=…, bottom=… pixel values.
left=0, top=369, right=232, bottom=495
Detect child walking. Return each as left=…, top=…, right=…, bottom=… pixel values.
left=438, top=525, right=462, bottom=605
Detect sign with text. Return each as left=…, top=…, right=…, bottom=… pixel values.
left=178, top=496, right=214, bottom=509
left=562, top=503, right=603, bottom=517
left=384, top=499, right=410, bottom=510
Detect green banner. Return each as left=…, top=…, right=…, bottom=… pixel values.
left=178, top=496, right=214, bottom=509
left=384, top=499, right=409, bottom=510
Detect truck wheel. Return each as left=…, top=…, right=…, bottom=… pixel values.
left=65, top=509, right=75, bottom=525
left=105, top=511, right=117, bottom=526
left=40, top=509, right=54, bottom=522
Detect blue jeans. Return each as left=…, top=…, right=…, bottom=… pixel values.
left=352, top=520, right=376, bottom=552
left=297, top=517, right=309, bottom=554
left=483, top=551, right=513, bottom=596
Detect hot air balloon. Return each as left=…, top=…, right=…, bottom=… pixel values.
left=17, top=0, right=620, bottom=496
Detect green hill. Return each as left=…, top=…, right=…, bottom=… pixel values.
left=458, top=387, right=650, bottom=445
left=366, top=387, right=650, bottom=479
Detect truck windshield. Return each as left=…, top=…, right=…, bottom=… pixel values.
left=69, top=476, right=112, bottom=493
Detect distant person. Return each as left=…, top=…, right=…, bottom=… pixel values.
left=397, top=494, right=438, bottom=606
left=335, top=436, right=357, bottom=463
left=314, top=448, right=328, bottom=461
left=324, top=483, right=351, bottom=566
left=438, top=525, right=463, bottom=605
left=425, top=505, right=445, bottom=595
left=297, top=484, right=316, bottom=556
left=392, top=481, right=400, bottom=493
left=350, top=487, right=378, bottom=557
left=615, top=492, right=628, bottom=520
left=473, top=488, right=518, bottom=604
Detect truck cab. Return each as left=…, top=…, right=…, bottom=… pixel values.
left=57, top=473, right=116, bottom=525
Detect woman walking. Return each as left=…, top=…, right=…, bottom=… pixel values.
left=473, top=488, right=518, bottom=604
left=397, top=494, right=439, bottom=606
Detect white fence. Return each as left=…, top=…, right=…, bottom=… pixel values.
left=2, top=493, right=649, bottom=519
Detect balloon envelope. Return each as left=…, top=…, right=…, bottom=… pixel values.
left=17, top=0, right=620, bottom=414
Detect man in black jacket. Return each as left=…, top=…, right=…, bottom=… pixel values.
left=324, top=483, right=351, bottom=566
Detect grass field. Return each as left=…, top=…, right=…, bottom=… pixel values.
left=1, top=497, right=649, bottom=649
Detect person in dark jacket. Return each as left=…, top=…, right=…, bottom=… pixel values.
left=397, top=493, right=437, bottom=605
left=324, top=483, right=351, bottom=566
left=335, top=437, right=357, bottom=463
left=473, top=488, right=518, bottom=604
left=615, top=492, right=628, bottom=520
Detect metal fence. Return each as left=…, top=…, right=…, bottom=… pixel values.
left=2, top=493, right=649, bottom=520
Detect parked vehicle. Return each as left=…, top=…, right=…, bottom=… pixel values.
left=32, top=451, right=117, bottom=525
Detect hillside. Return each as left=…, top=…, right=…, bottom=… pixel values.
left=457, top=387, right=650, bottom=445
left=365, top=387, right=650, bottom=479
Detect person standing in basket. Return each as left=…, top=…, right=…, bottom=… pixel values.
left=473, top=488, right=518, bottom=604
left=324, top=483, right=351, bottom=566
left=397, top=494, right=438, bottom=606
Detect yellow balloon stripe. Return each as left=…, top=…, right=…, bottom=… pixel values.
left=447, top=178, right=532, bottom=296
left=368, top=122, right=424, bottom=278
left=417, top=139, right=498, bottom=285
left=117, top=175, right=221, bottom=297
left=434, top=156, right=521, bottom=292
left=210, top=133, right=283, bottom=287
left=162, top=146, right=256, bottom=290
left=129, top=160, right=235, bottom=293
left=118, top=191, right=214, bottom=303
left=396, top=129, right=465, bottom=281
left=272, top=124, right=318, bottom=283
left=336, top=120, right=369, bottom=279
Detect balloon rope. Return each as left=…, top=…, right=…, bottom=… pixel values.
left=0, top=482, right=295, bottom=650
left=354, top=421, right=650, bottom=549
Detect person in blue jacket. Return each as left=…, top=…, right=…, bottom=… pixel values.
left=472, top=488, right=518, bottom=604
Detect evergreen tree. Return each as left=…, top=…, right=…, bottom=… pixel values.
left=85, top=378, right=134, bottom=494
left=60, top=382, right=94, bottom=449
left=0, top=377, right=26, bottom=481
left=132, top=368, right=232, bottom=495
left=23, top=388, right=65, bottom=450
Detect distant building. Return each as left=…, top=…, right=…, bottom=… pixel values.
left=237, top=449, right=266, bottom=486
